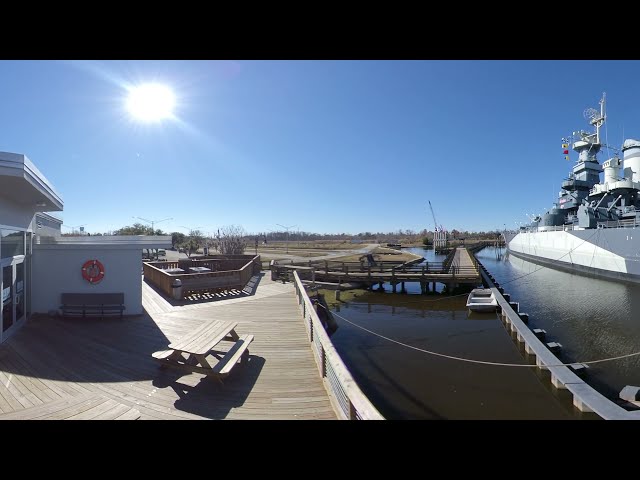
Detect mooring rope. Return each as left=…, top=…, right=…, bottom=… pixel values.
left=315, top=302, right=640, bottom=367
left=305, top=228, right=640, bottom=368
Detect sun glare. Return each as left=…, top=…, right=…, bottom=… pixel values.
left=126, top=83, right=176, bottom=122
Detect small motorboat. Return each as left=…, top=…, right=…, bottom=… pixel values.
left=466, top=288, right=498, bottom=313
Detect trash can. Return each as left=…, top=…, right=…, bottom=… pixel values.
left=171, top=278, right=183, bottom=300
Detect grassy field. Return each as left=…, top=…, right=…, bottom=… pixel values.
left=325, top=246, right=423, bottom=263
left=259, top=240, right=369, bottom=250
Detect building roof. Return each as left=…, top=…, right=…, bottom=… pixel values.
left=35, top=235, right=172, bottom=249
left=0, top=151, right=63, bottom=212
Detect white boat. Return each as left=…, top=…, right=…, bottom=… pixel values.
left=466, top=288, right=498, bottom=312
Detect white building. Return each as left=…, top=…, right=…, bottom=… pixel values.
left=0, top=151, right=170, bottom=344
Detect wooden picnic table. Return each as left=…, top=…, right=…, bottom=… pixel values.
left=152, top=320, right=253, bottom=382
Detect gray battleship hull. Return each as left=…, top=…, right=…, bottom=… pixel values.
left=504, top=229, right=640, bottom=283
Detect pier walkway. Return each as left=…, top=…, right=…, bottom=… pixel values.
left=0, top=274, right=336, bottom=420
left=273, top=247, right=481, bottom=291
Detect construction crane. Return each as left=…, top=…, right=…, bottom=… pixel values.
left=428, top=201, right=443, bottom=232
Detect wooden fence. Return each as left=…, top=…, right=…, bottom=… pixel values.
left=143, top=255, right=261, bottom=299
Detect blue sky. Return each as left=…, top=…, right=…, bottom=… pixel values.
left=3, top=60, right=640, bottom=235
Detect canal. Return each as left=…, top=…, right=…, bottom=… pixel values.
left=323, top=247, right=595, bottom=419
left=475, top=246, right=640, bottom=400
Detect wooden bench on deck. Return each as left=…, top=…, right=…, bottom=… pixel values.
left=60, top=293, right=125, bottom=319
left=152, top=319, right=254, bottom=382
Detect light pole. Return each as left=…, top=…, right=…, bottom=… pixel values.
left=178, top=225, right=203, bottom=235
left=62, top=224, right=87, bottom=235
left=179, top=225, right=205, bottom=255
left=276, top=224, right=297, bottom=254
left=134, top=216, right=172, bottom=234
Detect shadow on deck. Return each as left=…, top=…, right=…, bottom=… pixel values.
left=143, top=273, right=264, bottom=307
left=0, top=274, right=335, bottom=420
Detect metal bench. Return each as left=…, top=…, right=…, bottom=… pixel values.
left=60, top=293, right=125, bottom=319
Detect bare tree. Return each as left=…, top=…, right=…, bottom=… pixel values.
left=179, top=229, right=205, bottom=257
left=218, top=225, right=247, bottom=255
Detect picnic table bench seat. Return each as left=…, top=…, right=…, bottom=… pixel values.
left=152, top=320, right=253, bottom=382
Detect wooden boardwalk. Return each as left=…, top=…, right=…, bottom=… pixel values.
left=0, top=274, right=336, bottom=420
left=286, top=247, right=480, bottom=287
left=453, top=247, right=476, bottom=271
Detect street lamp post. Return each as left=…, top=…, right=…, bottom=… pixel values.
left=134, top=216, right=173, bottom=234
left=179, top=225, right=204, bottom=256
left=134, top=217, right=172, bottom=259
left=178, top=225, right=203, bottom=235
left=276, top=224, right=297, bottom=254
left=62, top=224, right=87, bottom=235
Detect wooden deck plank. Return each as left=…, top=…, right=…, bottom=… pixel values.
left=0, top=365, right=39, bottom=409
left=3, top=345, right=78, bottom=399
left=66, top=398, right=129, bottom=420
left=0, top=394, right=98, bottom=420
left=1, top=356, right=60, bottom=404
left=43, top=396, right=108, bottom=420
left=112, top=406, right=142, bottom=420
left=0, top=274, right=337, bottom=420
left=0, top=385, right=18, bottom=413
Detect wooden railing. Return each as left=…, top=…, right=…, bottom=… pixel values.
left=143, top=262, right=176, bottom=295
left=292, top=270, right=384, bottom=420
left=144, top=255, right=261, bottom=298
left=272, top=259, right=479, bottom=280
left=442, top=247, right=457, bottom=271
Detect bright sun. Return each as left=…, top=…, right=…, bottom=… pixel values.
left=126, top=83, right=176, bottom=122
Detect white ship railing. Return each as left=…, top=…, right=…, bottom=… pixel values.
left=521, top=225, right=577, bottom=233
left=520, top=219, right=640, bottom=233
left=596, top=218, right=640, bottom=229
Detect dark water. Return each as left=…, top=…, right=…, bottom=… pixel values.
left=476, top=246, right=640, bottom=400
left=325, top=247, right=591, bottom=419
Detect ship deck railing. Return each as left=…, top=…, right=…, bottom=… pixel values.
left=522, top=219, right=640, bottom=233
left=596, top=218, right=640, bottom=229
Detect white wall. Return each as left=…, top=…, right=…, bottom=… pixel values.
left=0, top=195, right=36, bottom=230
left=32, top=245, right=144, bottom=315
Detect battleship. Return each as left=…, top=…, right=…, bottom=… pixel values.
left=504, top=93, right=640, bottom=283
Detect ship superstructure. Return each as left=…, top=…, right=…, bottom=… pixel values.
left=505, top=94, right=640, bottom=283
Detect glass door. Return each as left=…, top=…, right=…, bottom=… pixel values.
left=1, top=259, right=25, bottom=342
left=15, top=262, right=24, bottom=324
left=2, top=264, right=13, bottom=334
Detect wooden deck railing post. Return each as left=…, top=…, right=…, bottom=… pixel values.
left=349, top=400, right=357, bottom=420
left=292, top=270, right=384, bottom=420
left=320, top=346, right=326, bottom=377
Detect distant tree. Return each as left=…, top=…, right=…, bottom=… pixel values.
left=171, top=231, right=186, bottom=248
left=218, top=225, right=247, bottom=255
left=422, top=237, right=432, bottom=246
left=113, top=223, right=167, bottom=236
left=114, top=223, right=152, bottom=235
left=178, top=229, right=205, bottom=257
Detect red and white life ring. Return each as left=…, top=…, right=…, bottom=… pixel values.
left=81, top=259, right=105, bottom=284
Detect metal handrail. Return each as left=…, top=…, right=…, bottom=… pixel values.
left=292, top=270, right=384, bottom=420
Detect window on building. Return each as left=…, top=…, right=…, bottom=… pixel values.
left=1, top=229, right=25, bottom=258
